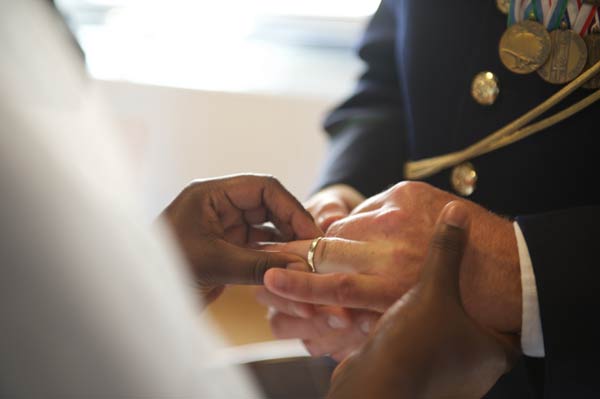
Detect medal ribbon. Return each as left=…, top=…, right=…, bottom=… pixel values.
left=509, top=0, right=535, bottom=25
left=565, top=0, right=580, bottom=27
left=573, top=1, right=598, bottom=35
left=533, top=0, right=569, bottom=29
left=565, top=0, right=597, bottom=35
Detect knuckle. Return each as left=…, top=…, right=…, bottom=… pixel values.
left=375, top=207, right=408, bottom=224
left=321, top=200, right=346, bottom=214
left=182, top=180, right=204, bottom=198
left=334, top=274, right=356, bottom=305
left=390, top=181, right=427, bottom=198
left=264, top=174, right=282, bottom=188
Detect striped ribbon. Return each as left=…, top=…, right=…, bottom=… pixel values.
left=532, top=0, right=569, bottom=29
left=565, top=0, right=597, bottom=35
left=509, top=0, right=535, bottom=25
left=565, top=0, right=580, bottom=27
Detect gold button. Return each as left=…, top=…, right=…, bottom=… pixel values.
left=471, top=71, right=500, bottom=106
left=496, top=0, right=510, bottom=14
left=451, top=162, right=478, bottom=197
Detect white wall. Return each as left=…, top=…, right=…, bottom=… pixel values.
left=97, top=80, right=333, bottom=218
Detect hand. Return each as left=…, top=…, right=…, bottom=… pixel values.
left=262, top=181, right=522, bottom=334
left=255, top=183, right=366, bottom=357
left=304, top=184, right=365, bottom=231
left=160, top=174, right=322, bottom=305
left=256, top=283, right=381, bottom=361
left=327, top=202, right=521, bottom=399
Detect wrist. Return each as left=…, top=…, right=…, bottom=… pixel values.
left=461, top=210, right=522, bottom=334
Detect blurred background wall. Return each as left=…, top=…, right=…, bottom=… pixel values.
left=56, top=0, right=379, bottom=345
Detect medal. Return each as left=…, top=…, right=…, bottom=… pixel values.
left=584, top=16, right=600, bottom=89
left=499, top=20, right=552, bottom=74
left=537, top=25, right=588, bottom=84
left=583, top=33, right=600, bottom=88
left=497, top=0, right=511, bottom=15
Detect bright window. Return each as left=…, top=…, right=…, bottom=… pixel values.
left=57, top=0, right=381, bottom=98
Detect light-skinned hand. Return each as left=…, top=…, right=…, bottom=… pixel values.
left=327, top=202, right=520, bottom=399
left=258, top=182, right=521, bottom=359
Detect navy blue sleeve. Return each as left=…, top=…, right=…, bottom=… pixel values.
left=517, top=207, right=600, bottom=398
left=314, top=0, right=407, bottom=197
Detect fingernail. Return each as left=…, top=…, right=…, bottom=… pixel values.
left=266, top=307, right=277, bottom=320
left=442, top=202, right=468, bottom=229
left=292, top=303, right=311, bottom=318
left=318, top=213, right=344, bottom=229
left=360, top=320, right=371, bottom=335
left=328, top=315, right=348, bottom=329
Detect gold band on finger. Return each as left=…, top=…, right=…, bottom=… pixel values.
left=307, top=237, right=323, bottom=273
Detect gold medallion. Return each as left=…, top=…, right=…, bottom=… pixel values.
left=471, top=71, right=500, bottom=105
left=499, top=20, right=552, bottom=74
left=496, top=0, right=510, bottom=15
left=450, top=162, right=478, bottom=197
left=537, top=28, right=588, bottom=84
left=583, top=32, right=600, bottom=89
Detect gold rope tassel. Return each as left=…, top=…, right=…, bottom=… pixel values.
left=404, top=59, right=600, bottom=180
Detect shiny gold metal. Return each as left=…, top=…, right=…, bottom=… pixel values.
left=471, top=71, right=500, bottom=105
left=404, top=59, right=600, bottom=180
left=451, top=162, right=478, bottom=197
left=499, top=20, right=552, bottom=74
left=583, top=33, right=600, bottom=89
left=538, top=28, right=588, bottom=84
left=496, top=0, right=510, bottom=15
left=307, top=237, right=323, bottom=273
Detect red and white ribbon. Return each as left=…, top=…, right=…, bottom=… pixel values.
left=568, top=0, right=597, bottom=35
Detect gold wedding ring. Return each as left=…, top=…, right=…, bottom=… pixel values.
left=307, top=237, right=323, bottom=273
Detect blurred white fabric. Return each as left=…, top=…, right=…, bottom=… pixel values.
left=0, top=0, right=258, bottom=397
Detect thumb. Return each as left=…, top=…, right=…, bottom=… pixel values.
left=210, top=240, right=305, bottom=285
left=421, top=201, right=469, bottom=300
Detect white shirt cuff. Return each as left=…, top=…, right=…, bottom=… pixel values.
left=513, top=222, right=545, bottom=358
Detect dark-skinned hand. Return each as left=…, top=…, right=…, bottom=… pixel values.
left=327, top=202, right=520, bottom=399
left=160, top=174, right=322, bottom=305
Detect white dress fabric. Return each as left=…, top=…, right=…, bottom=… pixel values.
left=0, top=1, right=260, bottom=397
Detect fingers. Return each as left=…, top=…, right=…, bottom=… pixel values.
left=238, top=175, right=323, bottom=240
left=267, top=307, right=378, bottom=361
left=192, top=174, right=322, bottom=241
left=307, top=198, right=349, bottom=231
left=268, top=307, right=350, bottom=340
left=305, top=184, right=366, bottom=231
left=225, top=224, right=284, bottom=247
left=315, top=207, right=348, bottom=232
left=208, top=240, right=305, bottom=285
left=259, top=238, right=376, bottom=274
left=255, top=287, right=315, bottom=318
left=421, top=201, right=469, bottom=299
left=264, top=268, right=394, bottom=312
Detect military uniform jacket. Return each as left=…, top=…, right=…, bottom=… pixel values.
left=317, top=0, right=600, bottom=397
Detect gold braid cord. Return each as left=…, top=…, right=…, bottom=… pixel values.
left=404, top=59, right=600, bottom=180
